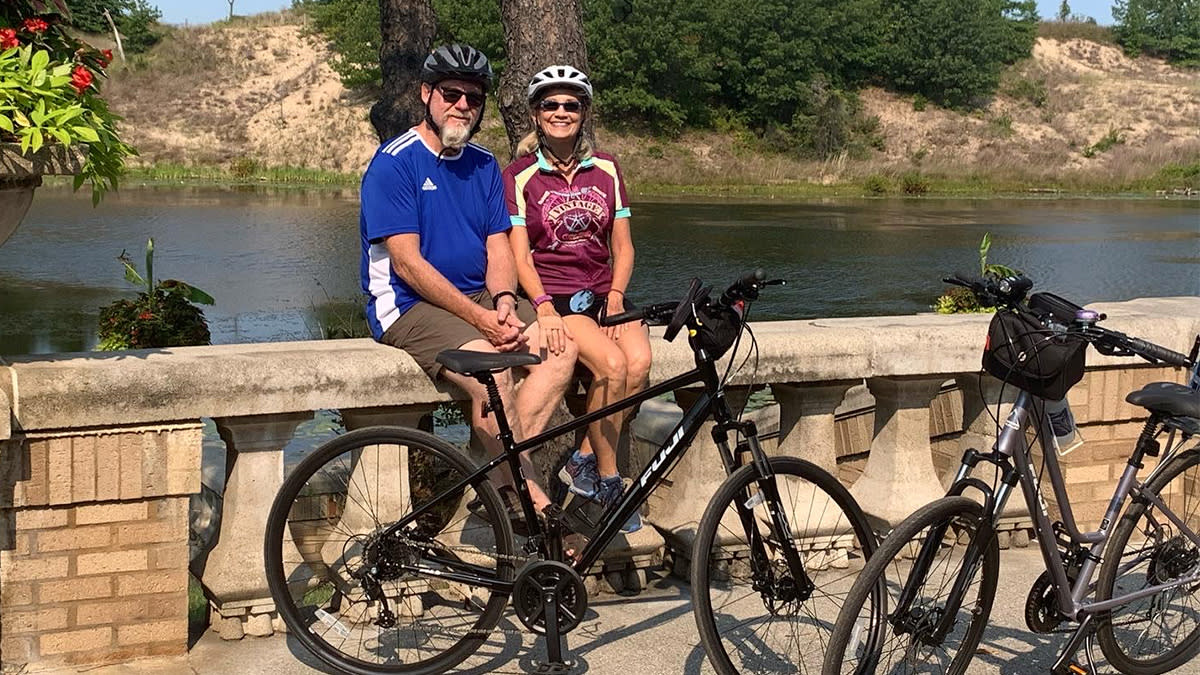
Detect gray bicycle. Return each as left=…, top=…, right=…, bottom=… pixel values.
left=823, top=273, right=1200, bottom=675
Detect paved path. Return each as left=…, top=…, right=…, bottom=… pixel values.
left=35, top=546, right=1200, bottom=675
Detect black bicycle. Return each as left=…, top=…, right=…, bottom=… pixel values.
left=822, top=274, right=1200, bottom=675
left=263, top=271, right=878, bottom=675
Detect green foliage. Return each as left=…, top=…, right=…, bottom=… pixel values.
left=295, top=0, right=503, bottom=91
left=65, top=0, right=164, bottom=54
left=988, top=114, right=1014, bottom=137
left=0, top=4, right=137, bottom=203
left=294, top=0, right=381, bottom=89
left=1152, top=160, right=1200, bottom=189
left=882, top=0, right=1040, bottom=108
left=933, top=232, right=1021, bottom=313
left=1082, top=127, right=1126, bottom=157
left=97, top=239, right=214, bottom=351
left=900, top=170, right=930, bottom=194
left=863, top=173, right=890, bottom=194
left=1113, top=0, right=1200, bottom=65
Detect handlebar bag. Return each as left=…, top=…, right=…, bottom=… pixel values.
left=690, top=301, right=742, bottom=359
left=983, top=308, right=1086, bottom=400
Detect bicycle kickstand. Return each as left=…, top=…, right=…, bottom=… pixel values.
left=532, top=583, right=575, bottom=674
left=1050, top=615, right=1102, bottom=675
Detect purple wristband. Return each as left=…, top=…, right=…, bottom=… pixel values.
left=533, top=294, right=553, bottom=307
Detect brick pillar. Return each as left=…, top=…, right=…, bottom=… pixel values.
left=851, top=376, right=947, bottom=531
left=202, top=412, right=311, bottom=639
left=0, top=423, right=201, bottom=669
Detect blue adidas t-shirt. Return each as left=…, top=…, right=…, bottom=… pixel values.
left=360, top=130, right=510, bottom=339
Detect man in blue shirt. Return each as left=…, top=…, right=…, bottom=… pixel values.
left=360, top=44, right=578, bottom=514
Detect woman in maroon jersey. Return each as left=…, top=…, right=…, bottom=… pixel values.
left=502, top=65, right=651, bottom=533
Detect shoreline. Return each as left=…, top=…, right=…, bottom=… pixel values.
left=36, top=164, right=1200, bottom=202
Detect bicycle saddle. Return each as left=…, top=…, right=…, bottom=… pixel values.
left=435, top=349, right=541, bottom=375
left=1126, top=382, right=1200, bottom=420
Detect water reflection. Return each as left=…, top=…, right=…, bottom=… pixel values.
left=1, top=185, right=1196, bottom=356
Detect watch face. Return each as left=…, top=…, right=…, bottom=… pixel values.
left=569, top=289, right=595, bottom=313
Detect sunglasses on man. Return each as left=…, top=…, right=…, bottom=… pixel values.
left=437, top=86, right=485, bottom=108
left=536, top=99, right=584, bottom=113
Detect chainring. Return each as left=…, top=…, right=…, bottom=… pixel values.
left=512, top=560, right=588, bottom=635
left=1024, top=570, right=1067, bottom=633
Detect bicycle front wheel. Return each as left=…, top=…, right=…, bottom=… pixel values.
left=692, top=456, right=877, bottom=675
left=1097, top=444, right=1200, bottom=675
left=823, top=496, right=999, bottom=675
left=264, top=425, right=516, bottom=675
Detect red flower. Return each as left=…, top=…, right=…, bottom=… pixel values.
left=70, top=65, right=93, bottom=94
left=100, top=48, right=114, bottom=66
left=21, top=18, right=49, bottom=34
left=138, top=312, right=154, bottom=320
left=0, top=28, right=18, bottom=50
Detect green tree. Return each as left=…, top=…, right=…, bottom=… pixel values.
left=1113, top=0, right=1200, bottom=64
left=882, top=0, right=1038, bottom=108
left=65, top=0, right=163, bottom=53
left=1058, top=0, right=1070, bottom=21
left=296, top=0, right=382, bottom=89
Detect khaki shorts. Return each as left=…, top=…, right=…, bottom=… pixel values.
left=379, top=290, right=538, bottom=379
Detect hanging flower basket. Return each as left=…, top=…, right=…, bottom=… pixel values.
left=1, top=1, right=136, bottom=247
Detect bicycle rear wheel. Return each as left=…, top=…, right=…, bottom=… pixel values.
left=691, top=456, right=877, bottom=675
left=1097, top=444, right=1200, bottom=675
left=264, top=425, right=515, bottom=675
left=823, top=496, right=999, bottom=675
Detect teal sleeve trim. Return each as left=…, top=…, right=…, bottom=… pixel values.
left=615, top=208, right=631, bottom=219
left=510, top=215, right=527, bottom=226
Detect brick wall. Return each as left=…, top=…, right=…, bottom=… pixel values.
left=0, top=424, right=200, bottom=669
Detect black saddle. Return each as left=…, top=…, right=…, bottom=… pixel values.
left=435, top=349, right=541, bottom=376
left=1126, top=382, right=1200, bottom=421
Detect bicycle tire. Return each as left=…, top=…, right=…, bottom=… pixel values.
left=1097, top=444, right=1200, bottom=675
left=822, top=496, right=999, bottom=675
left=264, top=425, right=515, bottom=675
left=691, top=456, right=877, bottom=675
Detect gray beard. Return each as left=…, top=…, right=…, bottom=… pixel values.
left=440, top=123, right=470, bottom=151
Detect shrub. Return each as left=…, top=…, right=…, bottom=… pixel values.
left=900, top=170, right=930, bottom=195
left=96, top=239, right=214, bottom=350
left=863, top=173, right=890, bottom=194
left=932, top=232, right=1021, bottom=313
left=1082, top=127, right=1126, bottom=157
left=1002, top=75, right=1048, bottom=107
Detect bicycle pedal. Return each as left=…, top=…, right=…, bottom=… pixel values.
left=532, top=660, right=575, bottom=674
left=1062, top=663, right=1090, bottom=675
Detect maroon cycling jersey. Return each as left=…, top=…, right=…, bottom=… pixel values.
left=502, top=150, right=631, bottom=295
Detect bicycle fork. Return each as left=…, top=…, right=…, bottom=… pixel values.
left=718, top=421, right=816, bottom=605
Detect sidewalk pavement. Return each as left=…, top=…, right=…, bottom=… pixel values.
left=32, top=546, right=1200, bottom=675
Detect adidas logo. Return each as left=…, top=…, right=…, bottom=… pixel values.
left=421, top=177, right=438, bottom=191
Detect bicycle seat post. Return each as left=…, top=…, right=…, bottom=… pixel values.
left=474, top=370, right=516, bottom=452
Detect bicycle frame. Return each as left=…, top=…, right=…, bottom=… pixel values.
left=899, top=384, right=1200, bottom=656
left=380, top=344, right=809, bottom=592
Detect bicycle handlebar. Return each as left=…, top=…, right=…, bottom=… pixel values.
left=943, top=272, right=1196, bottom=370
left=597, top=270, right=785, bottom=340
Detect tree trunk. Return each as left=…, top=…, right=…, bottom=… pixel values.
left=499, top=0, right=589, bottom=159
left=371, top=0, right=437, bottom=143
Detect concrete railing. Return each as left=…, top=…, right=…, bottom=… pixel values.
left=1, top=296, right=1197, bottom=669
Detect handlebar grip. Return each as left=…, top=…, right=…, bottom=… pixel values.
left=598, top=307, right=645, bottom=327
left=719, top=269, right=766, bottom=307
left=1126, top=337, right=1192, bottom=368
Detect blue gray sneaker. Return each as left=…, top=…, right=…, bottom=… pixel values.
left=597, top=475, right=642, bottom=533
left=558, top=449, right=600, bottom=499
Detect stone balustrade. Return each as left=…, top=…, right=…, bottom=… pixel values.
left=1, top=296, right=1197, bottom=669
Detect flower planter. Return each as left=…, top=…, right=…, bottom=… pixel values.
left=0, top=143, right=84, bottom=247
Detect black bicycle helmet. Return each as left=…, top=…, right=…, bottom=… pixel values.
left=421, top=44, right=494, bottom=90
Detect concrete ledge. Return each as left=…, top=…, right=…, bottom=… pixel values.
left=3, top=297, right=1198, bottom=433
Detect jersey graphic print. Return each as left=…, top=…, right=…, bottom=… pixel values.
left=536, top=185, right=610, bottom=252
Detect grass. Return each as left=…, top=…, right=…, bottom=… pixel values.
left=188, top=573, right=208, bottom=646
left=123, top=162, right=359, bottom=187
left=1037, top=20, right=1116, bottom=44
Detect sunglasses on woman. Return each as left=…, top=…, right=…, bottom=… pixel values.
left=536, top=99, right=584, bottom=113
left=437, top=86, right=485, bottom=108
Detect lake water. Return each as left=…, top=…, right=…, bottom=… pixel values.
left=1, top=185, right=1196, bottom=356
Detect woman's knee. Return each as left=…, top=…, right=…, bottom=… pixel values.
left=592, top=350, right=628, bottom=387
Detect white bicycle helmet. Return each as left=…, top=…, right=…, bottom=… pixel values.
left=526, top=65, right=593, bottom=103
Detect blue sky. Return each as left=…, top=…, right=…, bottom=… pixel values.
left=151, top=0, right=1116, bottom=27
